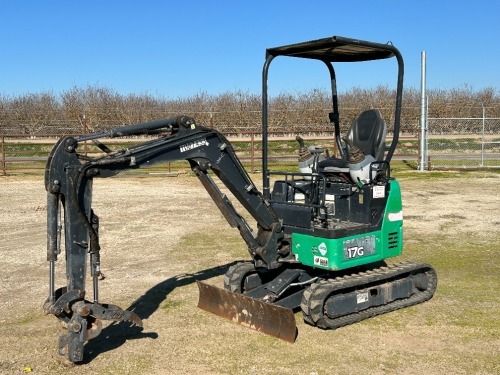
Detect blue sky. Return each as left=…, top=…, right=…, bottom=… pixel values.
left=0, top=1, right=498, bottom=98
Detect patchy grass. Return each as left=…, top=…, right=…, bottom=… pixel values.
left=1, top=173, right=499, bottom=374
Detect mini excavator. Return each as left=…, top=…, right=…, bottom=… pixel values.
left=44, top=36, right=437, bottom=362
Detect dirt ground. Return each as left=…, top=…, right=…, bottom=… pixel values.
left=0, top=171, right=499, bottom=375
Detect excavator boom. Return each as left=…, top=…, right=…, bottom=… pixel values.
left=44, top=116, right=292, bottom=362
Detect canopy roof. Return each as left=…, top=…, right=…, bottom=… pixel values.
left=266, top=36, right=398, bottom=62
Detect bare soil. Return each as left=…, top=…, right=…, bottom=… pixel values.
left=0, top=171, right=499, bottom=375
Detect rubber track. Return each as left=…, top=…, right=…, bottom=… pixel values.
left=224, top=261, right=256, bottom=293
left=300, top=262, right=438, bottom=329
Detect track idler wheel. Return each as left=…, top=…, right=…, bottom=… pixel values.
left=224, top=261, right=281, bottom=295
left=301, top=279, right=337, bottom=328
left=224, top=261, right=259, bottom=293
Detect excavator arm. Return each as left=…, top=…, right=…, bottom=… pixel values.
left=44, top=116, right=285, bottom=362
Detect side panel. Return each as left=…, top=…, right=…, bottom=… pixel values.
left=380, top=180, right=404, bottom=259
left=291, top=180, right=403, bottom=271
left=292, top=232, right=383, bottom=271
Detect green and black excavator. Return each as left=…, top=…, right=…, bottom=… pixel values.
left=44, top=36, right=437, bottom=362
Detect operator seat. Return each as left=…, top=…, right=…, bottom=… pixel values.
left=346, top=109, right=387, bottom=161
left=318, top=109, right=387, bottom=174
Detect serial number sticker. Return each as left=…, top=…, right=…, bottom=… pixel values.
left=313, top=256, right=329, bottom=268
left=343, top=236, right=376, bottom=260
left=357, top=291, right=369, bottom=304
left=373, top=185, right=385, bottom=199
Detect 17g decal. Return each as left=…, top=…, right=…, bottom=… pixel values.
left=346, top=246, right=364, bottom=259
left=343, top=236, right=376, bottom=260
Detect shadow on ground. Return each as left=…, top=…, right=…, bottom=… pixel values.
left=82, top=261, right=237, bottom=363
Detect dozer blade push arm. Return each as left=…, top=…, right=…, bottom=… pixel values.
left=44, top=116, right=284, bottom=362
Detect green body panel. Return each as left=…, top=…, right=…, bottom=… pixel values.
left=292, top=180, right=403, bottom=271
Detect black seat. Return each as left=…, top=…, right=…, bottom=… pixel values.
left=318, top=109, right=387, bottom=174
left=346, top=109, right=387, bottom=160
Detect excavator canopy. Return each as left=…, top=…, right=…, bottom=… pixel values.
left=266, top=35, right=398, bottom=62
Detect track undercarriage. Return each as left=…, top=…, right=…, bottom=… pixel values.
left=198, top=261, right=437, bottom=341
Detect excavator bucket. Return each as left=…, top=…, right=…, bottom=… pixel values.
left=196, top=281, right=297, bottom=343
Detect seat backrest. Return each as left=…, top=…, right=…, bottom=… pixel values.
left=346, top=109, right=387, bottom=160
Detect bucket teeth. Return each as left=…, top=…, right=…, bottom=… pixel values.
left=86, top=302, right=143, bottom=327
left=196, top=281, right=297, bottom=343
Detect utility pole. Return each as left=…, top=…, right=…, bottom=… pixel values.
left=419, top=51, right=428, bottom=171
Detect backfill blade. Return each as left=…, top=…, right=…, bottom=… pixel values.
left=196, top=281, right=297, bottom=343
